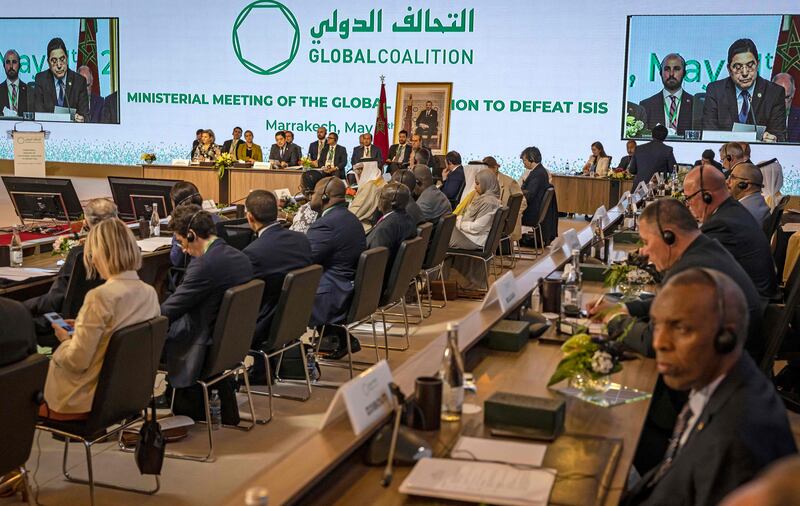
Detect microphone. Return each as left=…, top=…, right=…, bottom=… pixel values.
left=381, top=382, right=405, bottom=488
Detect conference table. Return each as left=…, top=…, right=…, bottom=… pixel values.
left=552, top=174, right=634, bottom=215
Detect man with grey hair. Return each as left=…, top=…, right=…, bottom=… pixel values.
left=772, top=72, right=800, bottom=142
left=24, top=198, right=119, bottom=344
left=640, top=53, right=695, bottom=136
left=77, top=65, right=104, bottom=123
left=0, top=49, right=28, bottom=116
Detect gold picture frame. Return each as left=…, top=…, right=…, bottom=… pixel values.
left=393, top=82, right=453, bottom=156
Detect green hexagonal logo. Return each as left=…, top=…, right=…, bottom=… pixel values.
left=233, top=0, right=300, bottom=75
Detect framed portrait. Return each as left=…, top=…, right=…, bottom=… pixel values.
left=393, top=82, right=453, bottom=156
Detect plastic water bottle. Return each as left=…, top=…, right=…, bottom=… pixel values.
left=150, top=203, right=161, bottom=237
left=209, top=389, right=222, bottom=430
left=244, top=486, right=269, bottom=505
left=10, top=226, right=23, bottom=267
left=440, top=323, right=465, bottom=421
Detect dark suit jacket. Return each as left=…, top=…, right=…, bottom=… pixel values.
left=366, top=210, right=417, bottom=289
left=702, top=197, right=777, bottom=300
left=624, top=354, right=797, bottom=506
left=0, top=298, right=37, bottom=367
left=618, top=155, right=633, bottom=171
left=787, top=105, right=800, bottom=143
left=629, top=140, right=677, bottom=188
left=351, top=145, right=384, bottom=168
left=32, top=68, right=89, bottom=119
left=415, top=109, right=438, bottom=135
left=441, top=165, right=465, bottom=203
left=243, top=224, right=313, bottom=348
left=614, top=234, right=764, bottom=360
left=288, top=142, right=302, bottom=160
left=405, top=200, right=424, bottom=225
left=640, top=90, right=695, bottom=135
left=308, top=139, right=326, bottom=162
left=307, top=204, right=366, bottom=326
left=221, top=139, right=242, bottom=156
left=101, top=92, right=118, bottom=124
left=0, top=80, right=29, bottom=116
left=161, top=239, right=254, bottom=388
left=87, top=94, right=104, bottom=123
left=702, top=76, right=787, bottom=141
left=416, top=185, right=452, bottom=222
left=520, top=165, right=549, bottom=226
left=318, top=144, right=348, bottom=179
left=268, top=143, right=300, bottom=166
left=387, top=143, right=412, bottom=164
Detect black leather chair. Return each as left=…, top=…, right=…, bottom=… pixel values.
left=447, top=207, right=509, bottom=291
left=216, top=218, right=254, bottom=251
left=36, top=316, right=168, bottom=506
left=498, top=193, right=524, bottom=269
left=248, top=265, right=323, bottom=420
left=448, top=180, right=466, bottom=210
left=404, top=222, right=435, bottom=322
left=316, top=247, right=389, bottom=381
left=764, top=195, right=789, bottom=248
left=420, top=214, right=457, bottom=314
left=0, top=354, right=47, bottom=502
left=763, top=252, right=800, bottom=374
left=530, top=187, right=555, bottom=256
left=164, top=279, right=264, bottom=462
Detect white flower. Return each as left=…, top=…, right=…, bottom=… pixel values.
left=591, top=351, right=614, bottom=375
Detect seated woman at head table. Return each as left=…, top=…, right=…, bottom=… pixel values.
left=581, top=141, right=611, bottom=177
left=235, top=129, right=264, bottom=163
left=192, top=128, right=221, bottom=162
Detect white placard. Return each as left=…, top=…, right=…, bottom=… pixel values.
left=12, top=131, right=45, bottom=177
left=562, top=228, right=580, bottom=253
left=273, top=188, right=292, bottom=201
left=593, top=205, right=609, bottom=228
left=319, top=360, right=394, bottom=436
left=171, top=159, right=190, bottom=166
left=480, top=270, right=517, bottom=312
left=702, top=129, right=758, bottom=142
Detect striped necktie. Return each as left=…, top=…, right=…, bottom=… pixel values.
left=668, top=95, right=678, bottom=129
left=649, top=403, right=693, bottom=485
left=10, top=83, right=17, bottom=112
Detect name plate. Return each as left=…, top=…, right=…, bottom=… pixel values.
left=593, top=205, right=609, bottom=228
left=562, top=228, right=581, bottom=253
left=481, top=270, right=518, bottom=312
left=319, top=360, right=394, bottom=436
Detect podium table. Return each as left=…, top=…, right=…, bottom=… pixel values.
left=552, top=174, right=628, bottom=215
left=228, top=167, right=305, bottom=204
left=142, top=164, right=225, bottom=203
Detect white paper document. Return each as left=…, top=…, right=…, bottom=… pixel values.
left=451, top=436, right=547, bottom=467
left=137, top=236, right=173, bottom=252
left=0, top=267, right=58, bottom=281
left=399, top=457, right=556, bottom=506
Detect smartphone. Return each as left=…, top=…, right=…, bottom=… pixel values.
left=44, top=312, right=74, bottom=335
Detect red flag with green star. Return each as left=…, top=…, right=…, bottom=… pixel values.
left=374, top=78, right=389, bottom=164
left=77, top=18, right=100, bottom=96
left=774, top=15, right=800, bottom=108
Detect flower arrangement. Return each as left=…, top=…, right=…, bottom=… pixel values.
left=625, top=115, right=648, bottom=138
left=547, top=333, right=624, bottom=387
left=214, top=153, right=234, bottom=179
left=140, top=153, right=156, bottom=164
left=604, top=262, right=653, bottom=299
left=299, top=156, right=313, bottom=169
left=608, top=169, right=632, bottom=180
left=51, top=234, right=79, bottom=258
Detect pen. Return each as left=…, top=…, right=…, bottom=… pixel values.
left=591, top=294, right=605, bottom=313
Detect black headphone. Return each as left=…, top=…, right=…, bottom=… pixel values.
left=185, top=211, right=200, bottom=243
left=178, top=192, right=201, bottom=206
left=696, top=268, right=738, bottom=354
left=735, top=178, right=763, bottom=190
left=320, top=177, right=334, bottom=203
left=655, top=200, right=676, bottom=246
left=698, top=164, right=713, bottom=204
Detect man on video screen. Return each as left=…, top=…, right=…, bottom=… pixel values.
left=0, top=49, right=29, bottom=116
left=702, top=38, right=786, bottom=142
left=32, top=37, right=89, bottom=122
left=640, top=53, right=695, bottom=136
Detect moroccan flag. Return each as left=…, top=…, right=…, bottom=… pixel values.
left=374, top=79, right=389, bottom=162
left=77, top=18, right=100, bottom=96
left=773, top=15, right=800, bottom=108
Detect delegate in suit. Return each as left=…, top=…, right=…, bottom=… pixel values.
left=351, top=132, right=384, bottom=168
left=727, top=162, right=770, bottom=227
left=308, top=126, right=328, bottom=164
left=316, top=132, right=348, bottom=179
left=702, top=38, right=786, bottom=141
left=639, top=53, right=695, bottom=136
left=268, top=131, right=300, bottom=167
left=772, top=72, right=800, bottom=143
left=386, top=129, right=412, bottom=168
left=622, top=269, right=796, bottom=506
left=77, top=65, right=104, bottom=123
left=32, top=38, right=89, bottom=121
left=415, top=100, right=439, bottom=143
left=629, top=125, right=677, bottom=188
left=0, top=49, right=29, bottom=116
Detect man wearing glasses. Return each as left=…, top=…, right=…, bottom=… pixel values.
left=32, top=37, right=89, bottom=122
left=702, top=38, right=786, bottom=142
left=0, top=49, right=29, bottom=117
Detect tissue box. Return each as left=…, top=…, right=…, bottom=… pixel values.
left=484, top=392, right=565, bottom=440
left=486, top=320, right=530, bottom=351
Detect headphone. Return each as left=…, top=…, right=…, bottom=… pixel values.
left=696, top=268, right=738, bottom=354
left=178, top=192, right=201, bottom=206
left=655, top=200, right=675, bottom=246
left=185, top=210, right=201, bottom=243
left=698, top=164, right=713, bottom=204
left=320, top=177, right=334, bottom=203
left=735, top=178, right=764, bottom=190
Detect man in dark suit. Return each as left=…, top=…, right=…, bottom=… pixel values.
left=367, top=183, right=418, bottom=288
left=441, top=150, right=466, bottom=205
left=415, top=100, right=438, bottom=145
left=617, top=140, right=637, bottom=171
left=306, top=177, right=366, bottom=355
left=623, top=269, right=796, bottom=506
left=772, top=72, right=800, bottom=143
left=629, top=125, right=677, bottom=188
left=308, top=126, right=327, bottom=164
left=77, top=65, right=103, bottom=123
left=391, top=168, right=424, bottom=224
left=32, top=38, right=89, bottom=121
left=703, top=39, right=786, bottom=141
left=268, top=130, right=300, bottom=167
left=284, top=130, right=303, bottom=161
left=189, top=128, right=203, bottom=159
left=0, top=298, right=37, bottom=367
left=0, top=49, right=29, bottom=117
left=221, top=126, right=243, bottom=157
left=101, top=91, right=118, bottom=124
left=405, top=134, right=436, bottom=172
left=242, top=190, right=312, bottom=345
left=386, top=129, right=412, bottom=172
left=23, top=198, right=117, bottom=344
left=413, top=165, right=451, bottom=221
left=694, top=149, right=725, bottom=172
left=351, top=132, right=384, bottom=169
left=727, top=162, right=770, bottom=226
left=161, top=205, right=254, bottom=388
left=317, top=132, right=347, bottom=179
left=683, top=165, right=777, bottom=303
left=639, top=53, right=695, bottom=136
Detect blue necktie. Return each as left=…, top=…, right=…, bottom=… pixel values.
left=57, top=79, right=65, bottom=107
left=738, top=90, right=750, bottom=124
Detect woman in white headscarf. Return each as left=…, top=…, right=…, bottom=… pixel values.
left=759, top=158, right=784, bottom=210
left=447, top=169, right=504, bottom=290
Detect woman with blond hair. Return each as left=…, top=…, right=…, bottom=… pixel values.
left=192, top=129, right=221, bottom=162
left=39, top=218, right=160, bottom=420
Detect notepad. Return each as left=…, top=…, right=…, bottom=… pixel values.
left=137, top=236, right=173, bottom=252
left=399, top=458, right=556, bottom=506
left=451, top=436, right=547, bottom=467
left=0, top=267, right=58, bottom=281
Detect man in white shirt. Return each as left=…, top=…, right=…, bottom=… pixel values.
left=0, top=49, right=28, bottom=116
left=639, top=53, right=695, bottom=136
left=726, top=162, right=770, bottom=227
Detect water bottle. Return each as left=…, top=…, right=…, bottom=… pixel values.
left=209, top=389, right=222, bottom=430
left=150, top=203, right=161, bottom=237
left=244, top=486, right=269, bottom=506
left=10, top=226, right=23, bottom=267
left=624, top=199, right=636, bottom=231
left=440, top=323, right=465, bottom=421
left=306, top=350, right=320, bottom=382
left=562, top=249, right=582, bottom=312
left=138, top=216, right=150, bottom=239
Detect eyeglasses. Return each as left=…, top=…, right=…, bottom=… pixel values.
left=48, top=55, right=67, bottom=65
left=730, top=60, right=757, bottom=74
left=682, top=190, right=703, bottom=203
